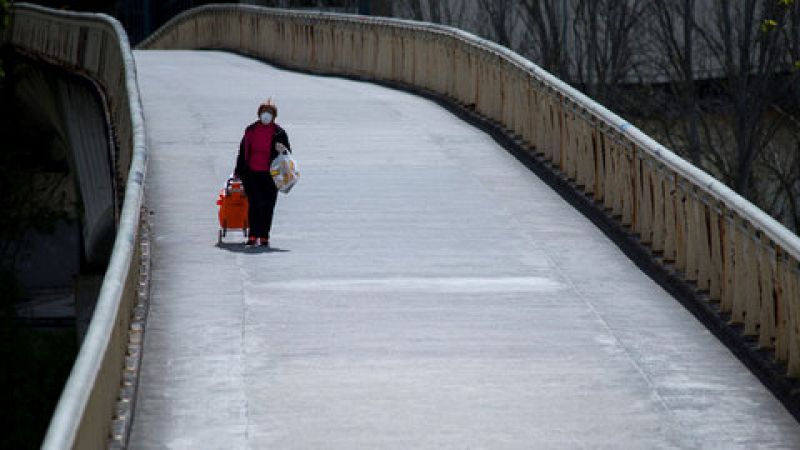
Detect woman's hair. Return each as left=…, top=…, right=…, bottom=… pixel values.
left=257, top=99, right=277, bottom=118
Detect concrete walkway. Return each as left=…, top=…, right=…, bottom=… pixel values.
left=130, top=50, right=800, bottom=449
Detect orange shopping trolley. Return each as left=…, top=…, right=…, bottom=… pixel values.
left=216, top=177, right=249, bottom=243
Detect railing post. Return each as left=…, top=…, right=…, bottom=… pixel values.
left=759, top=239, right=778, bottom=349
left=132, top=0, right=800, bottom=385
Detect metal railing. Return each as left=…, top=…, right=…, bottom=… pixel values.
left=4, top=4, right=147, bottom=449
left=5, top=3, right=799, bottom=447
left=142, top=4, right=800, bottom=375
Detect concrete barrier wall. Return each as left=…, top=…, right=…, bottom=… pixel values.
left=57, top=76, right=117, bottom=265
left=142, top=5, right=800, bottom=377
left=4, top=3, right=147, bottom=449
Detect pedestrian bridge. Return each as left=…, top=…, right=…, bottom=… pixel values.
left=7, top=4, right=800, bottom=449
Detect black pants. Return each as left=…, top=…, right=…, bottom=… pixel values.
left=243, top=171, right=278, bottom=239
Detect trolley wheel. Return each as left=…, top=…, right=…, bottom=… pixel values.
left=222, top=227, right=227, bottom=237
left=243, top=227, right=248, bottom=237
left=217, top=229, right=223, bottom=244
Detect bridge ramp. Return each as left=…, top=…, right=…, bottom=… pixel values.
left=130, top=50, right=800, bottom=449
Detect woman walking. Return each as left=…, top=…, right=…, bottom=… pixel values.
left=234, top=100, right=291, bottom=247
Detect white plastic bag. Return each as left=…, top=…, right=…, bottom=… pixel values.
left=270, top=143, right=299, bottom=193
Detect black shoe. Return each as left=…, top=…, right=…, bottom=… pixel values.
left=259, top=239, right=269, bottom=247
left=245, top=238, right=257, bottom=246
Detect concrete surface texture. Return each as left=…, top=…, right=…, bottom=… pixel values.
left=130, top=50, right=800, bottom=449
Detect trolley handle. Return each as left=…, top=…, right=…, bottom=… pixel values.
left=225, top=176, right=245, bottom=195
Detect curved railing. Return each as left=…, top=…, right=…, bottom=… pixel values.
left=4, top=3, right=147, bottom=449
left=142, top=4, right=800, bottom=375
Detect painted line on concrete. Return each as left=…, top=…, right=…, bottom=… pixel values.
left=249, top=276, right=567, bottom=293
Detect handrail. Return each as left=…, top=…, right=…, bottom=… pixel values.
left=4, top=3, right=147, bottom=449
left=138, top=4, right=800, bottom=260
left=142, top=4, right=800, bottom=376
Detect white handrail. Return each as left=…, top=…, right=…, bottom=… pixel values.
left=141, top=4, right=800, bottom=377
left=6, top=3, right=147, bottom=448
left=5, top=4, right=796, bottom=446
left=143, top=4, right=800, bottom=261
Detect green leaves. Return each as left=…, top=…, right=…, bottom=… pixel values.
left=761, top=18, right=778, bottom=32
left=762, top=0, right=796, bottom=32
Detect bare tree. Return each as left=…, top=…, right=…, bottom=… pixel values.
left=646, top=0, right=797, bottom=200
left=572, top=0, right=649, bottom=106
left=518, top=0, right=571, bottom=79
left=393, top=0, right=458, bottom=25
left=648, top=0, right=707, bottom=165
left=758, top=129, right=800, bottom=231
left=396, top=0, right=425, bottom=21
left=475, top=0, right=520, bottom=48
left=438, top=1, right=468, bottom=27
left=390, top=0, right=800, bottom=232
left=426, top=0, right=440, bottom=23
left=786, top=0, right=800, bottom=115
left=697, top=0, right=798, bottom=196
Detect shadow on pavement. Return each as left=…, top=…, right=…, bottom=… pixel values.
left=215, top=242, right=290, bottom=254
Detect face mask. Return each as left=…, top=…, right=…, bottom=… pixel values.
left=260, top=112, right=273, bottom=124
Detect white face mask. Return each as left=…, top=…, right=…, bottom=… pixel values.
left=260, top=112, right=273, bottom=124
